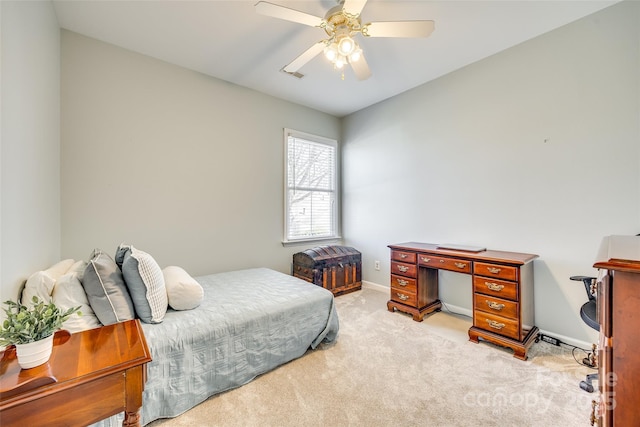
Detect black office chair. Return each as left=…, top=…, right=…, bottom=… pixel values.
left=570, top=275, right=599, bottom=392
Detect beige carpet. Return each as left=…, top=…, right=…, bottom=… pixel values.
left=148, top=286, right=595, bottom=426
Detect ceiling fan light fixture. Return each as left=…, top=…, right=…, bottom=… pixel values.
left=337, top=36, right=356, bottom=56
left=324, top=43, right=338, bottom=61
left=325, top=37, right=360, bottom=70
left=348, top=47, right=362, bottom=63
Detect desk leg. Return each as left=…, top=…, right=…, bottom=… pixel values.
left=387, top=299, right=441, bottom=321
left=123, top=411, right=141, bottom=427
left=469, top=326, right=539, bottom=360
left=123, top=365, right=146, bottom=427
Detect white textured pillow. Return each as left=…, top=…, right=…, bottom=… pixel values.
left=118, top=245, right=168, bottom=324
left=163, top=266, right=204, bottom=311
left=21, top=259, right=76, bottom=305
left=52, top=264, right=102, bottom=333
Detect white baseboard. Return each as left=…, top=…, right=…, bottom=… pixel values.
left=363, top=281, right=473, bottom=317
left=537, top=329, right=593, bottom=350
left=362, top=281, right=593, bottom=350
left=362, top=280, right=388, bottom=292
left=438, top=303, right=473, bottom=318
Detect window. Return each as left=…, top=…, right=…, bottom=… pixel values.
left=284, top=129, right=339, bottom=244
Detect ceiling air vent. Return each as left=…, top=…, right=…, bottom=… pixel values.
left=281, top=68, right=304, bottom=79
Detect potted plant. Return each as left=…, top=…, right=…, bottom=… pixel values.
left=0, top=296, right=81, bottom=369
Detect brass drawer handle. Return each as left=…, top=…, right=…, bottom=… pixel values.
left=439, top=260, right=445, bottom=263
left=486, top=300, right=505, bottom=311
left=455, top=262, right=466, bottom=269
left=421, top=257, right=431, bottom=263
left=396, top=293, right=409, bottom=301
left=397, top=265, right=409, bottom=273
left=485, top=282, right=504, bottom=292
left=399, top=253, right=408, bottom=259
left=590, top=400, right=598, bottom=426
left=396, top=278, right=409, bottom=286
left=486, top=319, right=505, bottom=330
left=487, top=267, right=501, bottom=274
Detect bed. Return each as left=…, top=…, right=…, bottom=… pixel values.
left=93, top=267, right=339, bottom=426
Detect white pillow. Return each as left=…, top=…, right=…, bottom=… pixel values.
left=21, top=271, right=56, bottom=305
left=45, top=259, right=76, bottom=280
left=21, top=259, right=76, bottom=305
left=163, top=266, right=204, bottom=311
left=52, top=264, right=102, bottom=333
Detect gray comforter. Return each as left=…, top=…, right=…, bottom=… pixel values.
left=94, top=268, right=339, bottom=426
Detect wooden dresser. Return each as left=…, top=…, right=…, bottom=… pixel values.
left=388, top=242, right=538, bottom=360
left=591, top=235, right=640, bottom=426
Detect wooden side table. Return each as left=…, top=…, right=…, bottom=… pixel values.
left=0, top=319, right=152, bottom=427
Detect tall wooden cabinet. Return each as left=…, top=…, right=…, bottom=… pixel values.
left=592, top=235, right=640, bottom=426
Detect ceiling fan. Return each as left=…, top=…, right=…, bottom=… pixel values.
left=255, top=0, right=435, bottom=80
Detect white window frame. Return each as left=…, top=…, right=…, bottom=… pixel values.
left=283, top=128, right=340, bottom=246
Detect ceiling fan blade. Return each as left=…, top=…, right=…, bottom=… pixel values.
left=283, top=41, right=326, bottom=73
left=342, top=0, right=368, bottom=16
left=350, top=53, right=372, bottom=81
left=255, top=1, right=324, bottom=27
left=364, top=20, right=435, bottom=38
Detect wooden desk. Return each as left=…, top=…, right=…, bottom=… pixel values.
left=0, top=319, right=151, bottom=427
left=387, top=242, right=538, bottom=360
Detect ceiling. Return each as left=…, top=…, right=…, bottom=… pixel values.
left=52, top=0, right=618, bottom=117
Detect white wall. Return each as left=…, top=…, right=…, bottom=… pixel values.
left=342, top=1, right=640, bottom=344
left=60, top=31, right=341, bottom=277
left=0, top=1, right=61, bottom=305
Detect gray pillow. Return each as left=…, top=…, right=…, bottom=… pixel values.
left=117, top=244, right=168, bottom=324
left=81, top=249, right=135, bottom=325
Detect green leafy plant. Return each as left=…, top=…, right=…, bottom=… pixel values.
left=0, top=296, right=81, bottom=346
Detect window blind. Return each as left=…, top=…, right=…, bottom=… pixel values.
left=285, top=131, right=337, bottom=241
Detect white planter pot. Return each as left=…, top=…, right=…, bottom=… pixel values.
left=14, top=334, right=54, bottom=369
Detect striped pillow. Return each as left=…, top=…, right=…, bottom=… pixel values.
left=118, top=245, right=168, bottom=324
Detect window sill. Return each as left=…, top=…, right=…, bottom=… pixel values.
left=281, top=237, right=342, bottom=248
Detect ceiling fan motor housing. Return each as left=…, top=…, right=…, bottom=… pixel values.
left=324, top=6, right=362, bottom=39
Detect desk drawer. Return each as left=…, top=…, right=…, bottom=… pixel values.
left=474, top=310, right=520, bottom=340
left=391, top=274, right=417, bottom=293
left=390, top=288, right=417, bottom=307
left=473, top=276, right=518, bottom=301
left=474, top=262, right=518, bottom=281
left=417, top=254, right=471, bottom=274
left=391, top=261, right=417, bottom=278
left=1, top=371, right=125, bottom=426
left=474, top=294, right=518, bottom=319
left=391, top=250, right=416, bottom=264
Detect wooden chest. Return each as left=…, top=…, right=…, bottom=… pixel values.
left=293, top=246, right=362, bottom=296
